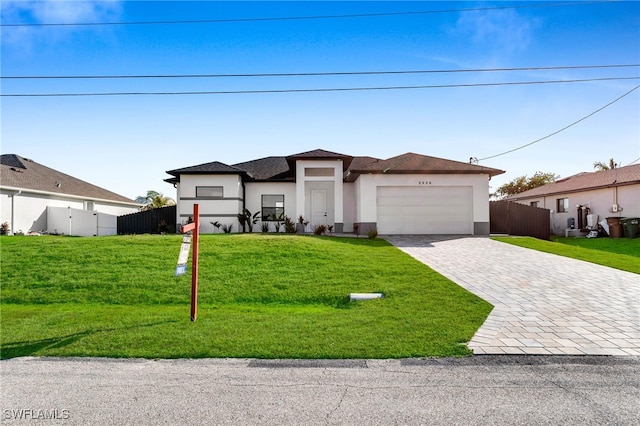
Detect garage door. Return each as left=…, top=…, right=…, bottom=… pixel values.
left=376, top=186, right=473, bottom=234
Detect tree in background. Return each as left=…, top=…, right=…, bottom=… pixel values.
left=493, top=172, right=559, bottom=199
left=135, top=190, right=176, bottom=211
left=593, top=158, right=617, bottom=171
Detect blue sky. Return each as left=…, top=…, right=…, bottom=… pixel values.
left=2, top=1, right=639, bottom=200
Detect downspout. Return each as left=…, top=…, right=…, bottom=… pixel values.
left=10, top=190, right=22, bottom=235
left=241, top=176, right=246, bottom=214
left=613, top=168, right=619, bottom=214
left=240, top=176, right=247, bottom=234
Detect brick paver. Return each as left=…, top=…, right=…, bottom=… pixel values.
left=384, top=236, right=640, bottom=356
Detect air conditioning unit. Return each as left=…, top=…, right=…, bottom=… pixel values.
left=611, top=204, right=619, bottom=212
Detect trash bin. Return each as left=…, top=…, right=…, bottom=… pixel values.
left=610, top=224, right=624, bottom=238
left=606, top=217, right=623, bottom=227
left=620, top=218, right=639, bottom=238
left=606, top=217, right=624, bottom=238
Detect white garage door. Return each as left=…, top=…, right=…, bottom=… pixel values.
left=377, top=186, right=473, bottom=234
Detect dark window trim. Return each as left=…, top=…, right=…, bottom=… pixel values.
left=557, top=197, right=569, bottom=213
left=261, top=194, right=285, bottom=221
left=196, top=186, right=223, bottom=198
left=180, top=197, right=242, bottom=201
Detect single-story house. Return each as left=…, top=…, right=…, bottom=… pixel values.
left=507, top=164, right=640, bottom=235
left=165, top=149, right=504, bottom=235
left=1, top=154, right=140, bottom=235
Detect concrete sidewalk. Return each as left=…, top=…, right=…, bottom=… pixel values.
left=384, top=236, right=640, bottom=356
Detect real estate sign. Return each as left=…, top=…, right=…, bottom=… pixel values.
left=175, top=234, right=191, bottom=276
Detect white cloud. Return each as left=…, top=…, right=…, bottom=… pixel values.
left=456, top=8, right=539, bottom=54
left=31, top=0, right=122, bottom=24
left=1, top=0, right=123, bottom=48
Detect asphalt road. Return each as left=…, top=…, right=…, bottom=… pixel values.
left=1, top=356, right=639, bottom=425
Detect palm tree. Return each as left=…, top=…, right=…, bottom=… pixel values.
left=135, top=190, right=176, bottom=211
left=593, top=158, right=617, bottom=171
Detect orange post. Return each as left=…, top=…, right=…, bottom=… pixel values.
left=190, top=204, right=199, bottom=322
left=181, top=204, right=200, bottom=321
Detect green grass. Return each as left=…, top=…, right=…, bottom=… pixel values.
left=1, top=234, right=492, bottom=359
left=492, top=236, right=640, bottom=274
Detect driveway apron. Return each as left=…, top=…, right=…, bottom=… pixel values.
left=384, top=236, right=640, bottom=356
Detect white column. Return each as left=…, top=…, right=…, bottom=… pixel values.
left=295, top=162, right=305, bottom=220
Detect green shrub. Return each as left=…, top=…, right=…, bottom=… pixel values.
left=313, top=224, right=327, bottom=235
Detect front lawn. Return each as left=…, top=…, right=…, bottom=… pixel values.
left=0, top=234, right=492, bottom=359
left=492, top=236, right=640, bottom=274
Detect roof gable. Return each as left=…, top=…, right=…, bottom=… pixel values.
left=286, top=149, right=352, bottom=159
left=286, top=149, right=354, bottom=171
left=0, top=154, right=137, bottom=204
left=233, top=156, right=292, bottom=180
left=509, top=164, right=640, bottom=199
left=166, top=161, right=244, bottom=176
left=1, top=154, right=27, bottom=170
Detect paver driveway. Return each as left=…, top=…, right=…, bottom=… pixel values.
left=384, top=236, right=640, bottom=356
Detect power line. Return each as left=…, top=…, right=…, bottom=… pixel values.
left=622, top=157, right=640, bottom=166
left=2, top=64, right=637, bottom=80
left=2, top=77, right=638, bottom=98
left=0, top=1, right=610, bottom=27
left=477, top=84, right=640, bottom=161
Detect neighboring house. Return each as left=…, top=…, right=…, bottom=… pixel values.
left=507, top=164, right=640, bottom=235
left=165, top=149, right=504, bottom=235
left=1, top=154, right=140, bottom=235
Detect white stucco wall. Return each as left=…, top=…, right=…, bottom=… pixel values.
left=616, top=185, right=640, bottom=218
left=354, top=173, right=491, bottom=226
left=170, top=168, right=495, bottom=235
left=244, top=182, right=296, bottom=232
left=176, top=176, right=300, bottom=234
left=0, top=190, right=138, bottom=235
left=512, top=184, right=640, bottom=234
left=93, top=202, right=142, bottom=216
left=176, top=174, right=243, bottom=233
left=342, top=182, right=356, bottom=232
left=295, top=160, right=344, bottom=226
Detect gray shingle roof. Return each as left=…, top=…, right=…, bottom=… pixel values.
left=286, top=149, right=354, bottom=171
left=349, top=152, right=505, bottom=177
left=166, top=150, right=505, bottom=182
left=1, top=154, right=138, bottom=204
left=232, top=156, right=292, bottom=180
left=287, top=149, right=353, bottom=159
left=509, top=164, right=640, bottom=199
left=166, top=161, right=245, bottom=176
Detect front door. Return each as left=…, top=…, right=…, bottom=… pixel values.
left=311, top=189, right=327, bottom=227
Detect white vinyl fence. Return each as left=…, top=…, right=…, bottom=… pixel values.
left=47, top=206, right=117, bottom=236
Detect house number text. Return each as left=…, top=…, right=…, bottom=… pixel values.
left=418, top=181, right=432, bottom=185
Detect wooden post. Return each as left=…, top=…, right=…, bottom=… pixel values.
left=180, top=203, right=199, bottom=322
left=190, top=204, right=199, bottom=322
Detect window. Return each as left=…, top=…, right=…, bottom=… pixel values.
left=262, top=195, right=284, bottom=221
left=557, top=198, right=569, bottom=213
left=196, top=186, right=223, bottom=198
left=305, top=167, right=334, bottom=177
left=530, top=201, right=539, bottom=208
